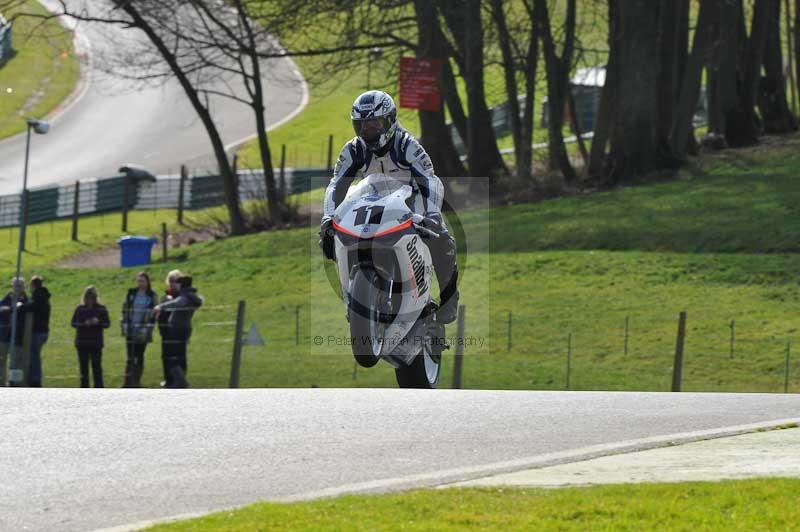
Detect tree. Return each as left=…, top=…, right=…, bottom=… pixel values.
left=535, top=0, right=577, bottom=182
left=758, top=0, right=797, bottom=133
left=439, top=0, right=507, bottom=180
left=671, top=0, right=716, bottom=160
left=587, top=0, right=618, bottom=179
left=412, top=0, right=466, bottom=178
left=606, top=0, right=661, bottom=183
left=488, top=0, right=538, bottom=180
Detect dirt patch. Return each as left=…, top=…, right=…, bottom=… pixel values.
left=56, top=227, right=221, bottom=269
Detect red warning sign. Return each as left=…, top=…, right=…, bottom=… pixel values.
left=399, top=57, right=442, bottom=112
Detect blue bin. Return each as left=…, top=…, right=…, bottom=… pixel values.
left=119, top=236, right=157, bottom=268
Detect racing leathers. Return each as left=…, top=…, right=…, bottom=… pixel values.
left=320, top=127, right=459, bottom=323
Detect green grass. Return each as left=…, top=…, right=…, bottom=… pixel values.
left=8, top=136, right=800, bottom=392
left=0, top=0, right=80, bottom=140
left=148, top=479, right=800, bottom=531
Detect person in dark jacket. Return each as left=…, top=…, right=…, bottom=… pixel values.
left=120, top=272, right=157, bottom=388
left=71, top=286, right=110, bottom=388
left=0, top=277, right=27, bottom=386
left=157, top=270, right=180, bottom=387
left=16, top=275, right=51, bottom=387
left=154, top=271, right=203, bottom=388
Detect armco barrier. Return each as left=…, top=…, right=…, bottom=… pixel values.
left=0, top=168, right=330, bottom=228
left=0, top=16, right=11, bottom=66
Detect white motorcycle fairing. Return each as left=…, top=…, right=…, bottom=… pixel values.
left=332, top=174, right=435, bottom=366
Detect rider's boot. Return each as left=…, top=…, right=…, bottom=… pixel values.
left=429, top=231, right=459, bottom=324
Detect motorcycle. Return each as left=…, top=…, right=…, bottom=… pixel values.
left=330, top=173, right=447, bottom=388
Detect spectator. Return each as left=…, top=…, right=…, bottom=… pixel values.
left=16, top=275, right=51, bottom=387
left=0, top=277, right=27, bottom=386
left=157, top=270, right=181, bottom=387
left=71, top=286, right=110, bottom=388
left=155, top=271, right=203, bottom=388
left=120, top=272, right=156, bottom=388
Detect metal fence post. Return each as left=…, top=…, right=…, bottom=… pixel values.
left=452, top=305, right=466, bottom=389
left=279, top=144, right=287, bottom=200
left=229, top=300, right=246, bottom=389
left=326, top=134, right=334, bottom=173
left=507, top=310, right=512, bottom=352
left=295, top=305, right=300, bottom=346
left=178, top=165, right=187, bottom=225
left=21, top=189, right=28, bottom=251
left=162, top=223, right=168, bottom=263
left=672, top=311, right=687, bottom=392
left=785, top=340, right=792, bottom=394
left=71, top=181, right=80, bottom=241
left=566, top=333, right=572, bottom=390
left=19, top=313, right=34, bottom=387
left=121, top=173, right=130, bottom=232
left=729, top=320, right=735, bottom=359
left=624, top=316, right=629, bottom=357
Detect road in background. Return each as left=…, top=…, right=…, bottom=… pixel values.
left=0, top=0, right=307, bottom=194
left=0, top=389, right=798, bottom=531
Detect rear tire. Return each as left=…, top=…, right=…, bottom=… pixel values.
left=395, top=341, right=441, bottom=389
left=349, top=269, right=383, bottom=368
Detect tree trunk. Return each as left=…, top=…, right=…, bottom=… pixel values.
left=608, top=0, right=660, bottom=183
left=518, top=14, right=539, bottom=181
left=588, top=0, right=618, bottom=180
left=672, top=0, right=715, bottom=160
left=119, top=2, right=245, bottom=234
left=490, top=0, right=524, bottom=178
left=536, top=0, right=576, bottom=183
left=675, top=0, right=698, bottom=154
left=796, top=0, right=800, bottom=113
left=441, top=59, right=468, bottom=149
left=439, top=0, right=506, bottom=179
left=758, top=0, right=797, bottom=133
left=567, top=88, right=589, bottom=167
left=413, top=0, right=466, bottom=178
left=725, top=0, right=769, bottom=147
left=655, top=0, right=681, bottom=158
left=237, top=2, right=284, bottom=225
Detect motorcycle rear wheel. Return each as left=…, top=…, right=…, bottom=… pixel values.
left=349, top=268, right=384, bottom=368
left=395, top=337, right=440, bottom=389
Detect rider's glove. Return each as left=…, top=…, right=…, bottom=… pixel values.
left=319, top=218, right=336, bottom=261
left=422, top=212, right=445, bottom=234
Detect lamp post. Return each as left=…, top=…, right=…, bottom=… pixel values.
left=366, top=46, right=383, bottom=89
left=8, top=118, right=49, bottom=383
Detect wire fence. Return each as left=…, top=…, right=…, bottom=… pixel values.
left=9, top=301, right=242, bottom=388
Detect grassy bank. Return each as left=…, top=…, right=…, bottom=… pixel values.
left=3, top=136, right=800, bottom=392
left=0, top=0, right=80, bottom=140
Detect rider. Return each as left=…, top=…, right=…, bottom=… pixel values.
left=319, top=90, right=459, bottom=324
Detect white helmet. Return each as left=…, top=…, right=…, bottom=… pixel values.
left=351, top=91, right=398, bottom=152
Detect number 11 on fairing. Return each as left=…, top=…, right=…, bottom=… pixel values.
left=352, top=205, right=385, bottom=225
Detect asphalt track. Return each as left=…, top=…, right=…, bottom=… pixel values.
left=0, top=388, right=798, bottom=531
left=0, top=0, right=307, bottom=194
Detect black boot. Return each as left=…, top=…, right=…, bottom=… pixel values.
left=429, top=231, right=459, bottom=324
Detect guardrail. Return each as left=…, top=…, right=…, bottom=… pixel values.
left=0, top=15, right=12, bottom=66
left=0, top=167, right=329, bottom=228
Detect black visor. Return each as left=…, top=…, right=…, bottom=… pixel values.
left=353, top=117, right=390, bottom=145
